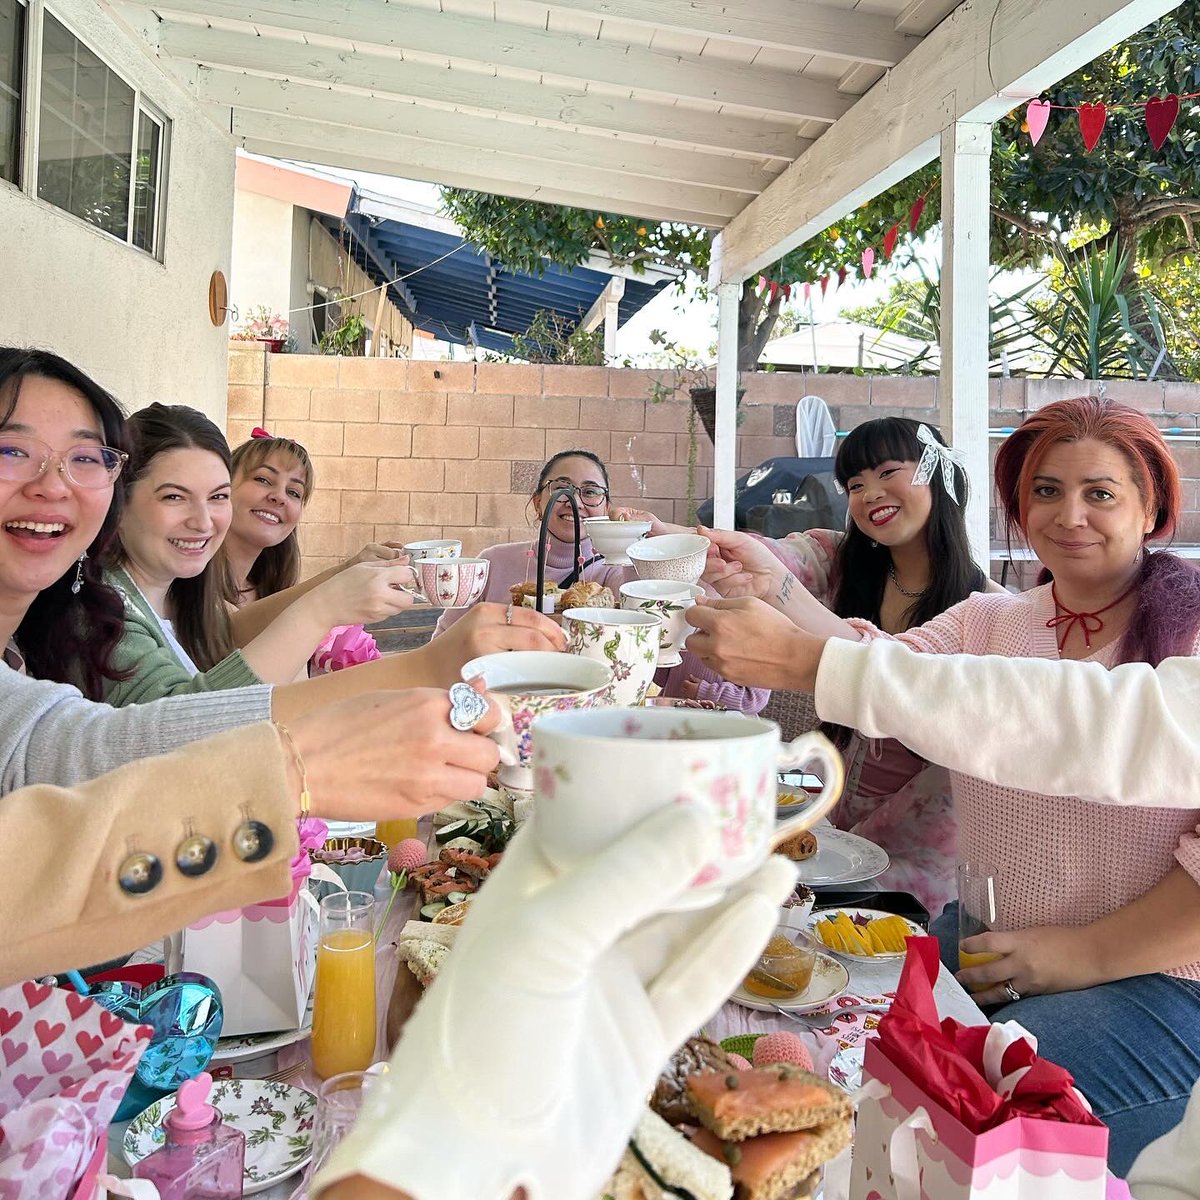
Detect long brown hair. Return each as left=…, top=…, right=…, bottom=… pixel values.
left=110, top=403, right=237, bottom=670
left=227, top=436, right=314, bottom=599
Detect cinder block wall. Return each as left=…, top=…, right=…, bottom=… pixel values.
left=227, top=345, right=1200, bottom=584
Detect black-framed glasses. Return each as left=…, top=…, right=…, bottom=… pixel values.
left=0, top=433, right=128, bottom=489
left=542, top=478, right=609, bottom=508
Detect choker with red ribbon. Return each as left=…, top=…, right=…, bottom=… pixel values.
left=1046, top=581, right=1137, bottom=652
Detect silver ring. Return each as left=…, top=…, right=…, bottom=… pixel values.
left=1003, top=980, right=1021, bottom=1003
left=448, top=681, right=489, bottom=732
left=505, top=603, right=514, bottom=625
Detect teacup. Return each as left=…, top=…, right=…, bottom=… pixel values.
left=530, top=708, right=844, bottom=909
left=416, top=557, right=489, bottom=608
left=582, top=517, right=652, bottom=566
left=461, top=651, right=613, bottom=788
left=619, top=580, right=704, bottom=667
left=562, top=606, right=662, bottom=707
left=403, top=538, right=462, bottom=561
left=627, top=533, right=709, bottom=584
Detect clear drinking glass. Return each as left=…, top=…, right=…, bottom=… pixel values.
left=957, top=861, right=1003, bottom=990
left=311, top=891, right=377, bottom=1079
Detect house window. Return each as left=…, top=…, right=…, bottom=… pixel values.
left=0, top=0, right=22, bottom=185
left=35, top=11, right=168, bottom=255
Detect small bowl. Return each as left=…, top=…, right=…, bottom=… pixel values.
left=312, top=837, right=387, bottom=898
left=742, top=928, right=819, bottom=1000
left=627, top=533, right=709, bottom=584
left=583, top=517, right=652, bottom=566
left=403, top=538, right=462, bottom=560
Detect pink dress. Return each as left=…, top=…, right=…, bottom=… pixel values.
left=768, top=530, right=959, bottom=916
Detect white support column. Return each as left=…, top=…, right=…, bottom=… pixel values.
left=939, top=121, right=992, bottom=570
left=580, top=276, right=625, bottom=363
left=713, top=281, right=741, bottom=530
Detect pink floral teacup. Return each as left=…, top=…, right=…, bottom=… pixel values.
left=416, top=557, right=489, bottom=608
left=530, top=709, right=843, bottom=908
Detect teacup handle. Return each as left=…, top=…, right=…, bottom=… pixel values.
left=471, top=686, right=518, bottom=767
left=770, top=731, right=845, bottom=848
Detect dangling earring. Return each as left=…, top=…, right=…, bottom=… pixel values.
left=870, top=539, right=879, bottom=549
left=71, top=552, right=87, bottom=595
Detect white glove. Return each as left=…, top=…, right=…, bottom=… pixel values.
left=313, top=804, right=796, bottom=1200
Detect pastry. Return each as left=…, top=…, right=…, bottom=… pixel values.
left=511, top=580, right=563, bottom=610
left=560, top=580, right=615, bottom=611
left=775, top=830, right=818, bottom=862
left=651, top=1036, right=736, bottom=1126
left=685, top=1067, right=851, bottom=1141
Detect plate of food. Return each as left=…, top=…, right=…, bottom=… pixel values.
left=776, top=772, right=825, bottom=819
left=730, top=949, right=850, bottom=1015
left=810, top=907, right=924, bottom=960
left=788, top=828, right=889, bottom=886
left=123, top=1079, right=316, bottom=1194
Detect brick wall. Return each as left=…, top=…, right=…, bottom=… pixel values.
left=227, top=344, right=1200, bottom=582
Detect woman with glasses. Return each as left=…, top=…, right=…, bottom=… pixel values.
left=436, top=450, right=770, bottom=714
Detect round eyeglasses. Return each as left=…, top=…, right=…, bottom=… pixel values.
left=542, top=478, right=609, bottom=508
left=0, top=433, right=128, bottom=489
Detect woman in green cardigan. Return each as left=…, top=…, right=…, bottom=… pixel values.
left=100, top=403, right=420, bottom=705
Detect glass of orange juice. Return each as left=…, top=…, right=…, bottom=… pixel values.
left=957, top=862, right=1003, bottom=989
left=312, top=891, right=377, bottom=1079
left=374, top=818, right=419, bottom=846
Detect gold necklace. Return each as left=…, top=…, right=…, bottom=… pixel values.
left=888, top=564, right=925, bottom=598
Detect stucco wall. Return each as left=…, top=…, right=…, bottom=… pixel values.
left=1, top=1, right=235, bottom=421
left=227, top=347, right=1200, bottom=587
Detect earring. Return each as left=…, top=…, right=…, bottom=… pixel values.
left=870, top=539, right=879, bottom=549
left=71, top=552, right=87, bottom=595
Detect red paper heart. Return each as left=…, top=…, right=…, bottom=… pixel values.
left=1145, top=95, right=1179, bottom=150
left=1078, top=102, right=1107, bottom=152
left=33, top=1019, right=64, bottom=1049
left=908, top=195, right=927, bottom=233
left=41, top=1049, right=70, bottom=1074
left=883, top=222, right=900, bottom=260
left=98, top=1010, right=124, bottom=1039
left=21, top=981, right=51, bottom=1010
left=64, top=992, right=92, bottom=1021
left=2, top=1037, right=27, bottom=1067
left=12, top=1074, right=40, bottom=1099
left=0, top=1008, right=22, bottom=1036
left=838, top=266, right=848, bottom=286
left=75, top=1030, right=102, bottom=1058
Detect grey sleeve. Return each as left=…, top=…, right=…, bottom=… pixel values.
left=0, top=666, right=275, bottom=791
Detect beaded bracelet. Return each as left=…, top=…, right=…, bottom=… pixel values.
left=274, top=722, right=312, bottom=818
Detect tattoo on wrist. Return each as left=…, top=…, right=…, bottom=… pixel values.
left=777, top=574, right=795, bottom=605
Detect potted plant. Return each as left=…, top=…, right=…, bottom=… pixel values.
left=232, top=306, right=291, bottom=352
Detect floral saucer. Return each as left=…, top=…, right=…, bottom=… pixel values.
left=123, top=1078, right=315, bottom=1195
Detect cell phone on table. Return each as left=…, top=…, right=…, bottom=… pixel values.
left=811, top=889, right=931, bottom=930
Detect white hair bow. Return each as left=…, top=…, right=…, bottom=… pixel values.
left=911, top=424, right=967, bottom=503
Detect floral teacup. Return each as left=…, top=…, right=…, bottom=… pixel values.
left=416, top=557, right=489, bottom=608
left=562, top=606, right=662, bottom=707
left=530, top=709, right=844, bottom=908
left=619, top=580, right=703, bottom=668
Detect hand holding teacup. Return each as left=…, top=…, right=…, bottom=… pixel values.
left=685, top=595, right=817, bottom=691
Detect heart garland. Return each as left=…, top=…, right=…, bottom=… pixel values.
left=1024, top=91, right=1188, bottom=153
left=1025, top=99, right=1051, bottom=146
left=1077, top=102, right=1108, bottom=152
left=1145, top=94, right=1180, bottom=150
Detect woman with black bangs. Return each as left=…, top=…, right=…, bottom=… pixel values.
left=699, top=417, right=1004, bottom=914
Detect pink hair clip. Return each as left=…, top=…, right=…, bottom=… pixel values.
left=251, top=426, right=273, bottom=439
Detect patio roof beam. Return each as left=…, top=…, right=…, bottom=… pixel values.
left=711, top=0, right=1182, bottom=283
left=540, top=0, right=917, bottom=68
left=143, top=0, right=853, bottom=122
left=195, top=68, right=781, bottom=194
left=142, top=20, right=808, bottom=161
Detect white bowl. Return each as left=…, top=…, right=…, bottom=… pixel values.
left=627, top=533, right=709, bottom=584
left=583, top=518, right=652, bottom=565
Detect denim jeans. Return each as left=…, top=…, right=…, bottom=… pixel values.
left=932, top=903, right=1200, bottom=1175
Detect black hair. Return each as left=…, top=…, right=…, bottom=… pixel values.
left=830, top=417, right=984, bottom=628
left=535, top=450, right=610, bottom=494
left=0, top=347, right=131, bottom=699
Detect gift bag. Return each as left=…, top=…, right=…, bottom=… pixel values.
left=849, top=939, right=1109, bottom=1200
left=182, top=819, right=326, bottom=1036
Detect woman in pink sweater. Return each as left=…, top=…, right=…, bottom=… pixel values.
left=690, top=397, right=1200, bottom=1173
left=436, top=449, right=768, bottom=713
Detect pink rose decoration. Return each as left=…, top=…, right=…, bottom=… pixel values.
left=311, top=625, right=382, bottom=674
left=290, top=816, right=329, bottom=882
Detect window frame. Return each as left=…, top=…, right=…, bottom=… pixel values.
left=0, top=0, right=25, bottom=188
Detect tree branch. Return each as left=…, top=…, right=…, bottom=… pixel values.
left=990, top=207, right=1053, bottom=238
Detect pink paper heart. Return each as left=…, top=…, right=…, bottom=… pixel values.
left=53, top=1167, right=73, bottom=1188
left=58, top=1075, right=80, bottom=1091
left=2, top=1037, right=27, bottom=1067
left=861, top=247, right=875, bottom=278
left=80, top=1082, right=106, bottom=1105
left=21, top=1138, right=44, bottom=1171
left=50, top=1129, right=73, bottom=1149
left=1026, top=99, right=1051, bottom=146
left=41, top=1049, right=70, bottom=1074
left=13, top=1074, right=41, bottom=1099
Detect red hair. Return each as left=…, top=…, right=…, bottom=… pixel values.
left=994, top=396, right=1180, bottom=546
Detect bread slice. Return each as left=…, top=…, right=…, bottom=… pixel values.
left=398, top=920, right=459, bottom=949
left=628, top=1109, right=733, bottom=1200
left=398, top=939, right=449, bottom=987
left=691, top=1120, right=851, bottom=1200
left=686, top=1067, right=851, bottom=1141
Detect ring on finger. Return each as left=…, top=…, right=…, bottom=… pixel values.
left=448, top=681, right=489, bottom=732
left=505, top=603, right=514, bottom=626
left=1003, top=980, right=1021, bottom=1003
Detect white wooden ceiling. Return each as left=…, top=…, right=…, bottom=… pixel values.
left=104, top=0, right=960, bottom=228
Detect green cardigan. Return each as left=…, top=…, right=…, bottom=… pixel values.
left=101, top=566, right=262, bottom=707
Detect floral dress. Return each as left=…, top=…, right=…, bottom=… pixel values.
left=766, top=529, right=958, bottom=917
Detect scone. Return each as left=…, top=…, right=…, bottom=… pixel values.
left=776, top=830, right=818, bottom=862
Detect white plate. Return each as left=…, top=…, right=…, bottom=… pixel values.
left=211, top=991, right=314, bottom=1063
left=793, top=828, right=889, bottom=886
left=123, top=1079, right=316, bottom=1195
left=810, top=907, right=925, bottom=961
left=729, top=951, right=850, bottom=1015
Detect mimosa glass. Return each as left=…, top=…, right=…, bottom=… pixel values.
left=374, top=818, right=419, bottom=846
left=957, top=861, right=1003, bottom=990
left=312, top=891, right=376, bottom=1079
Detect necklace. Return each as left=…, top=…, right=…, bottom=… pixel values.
left=1046, top=581, right=1137, bottom=652
left=887, top=564, right=925, bottom=599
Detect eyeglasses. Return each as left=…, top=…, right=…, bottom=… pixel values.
left=0, top=433, right=128, bottom=489
left=542, top=478, right=609, bottom=508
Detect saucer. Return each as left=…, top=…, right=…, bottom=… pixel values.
left=729, top=951, right=850, bottom=1014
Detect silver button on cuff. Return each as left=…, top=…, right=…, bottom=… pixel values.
left=118, top=851, right=163, bottom=895
left=232, top=820, right=274, bottom=863
left=175, top=833, right=217, bottom=878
